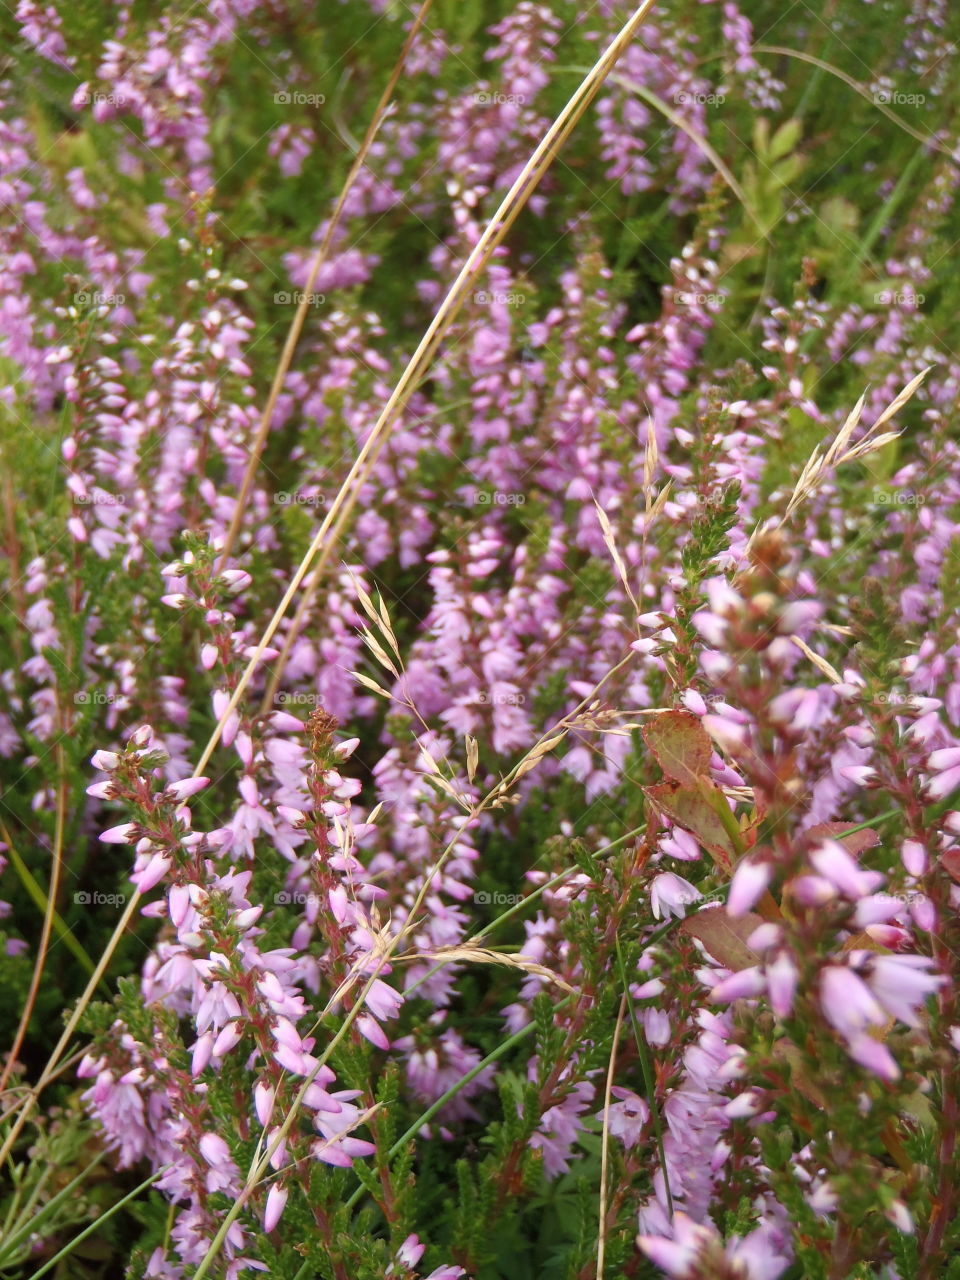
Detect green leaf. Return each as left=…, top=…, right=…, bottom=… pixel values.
left=769, top=118, right=803, bottom=161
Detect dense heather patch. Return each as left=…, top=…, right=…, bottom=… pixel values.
left=2, top=1, right=960, bottom=1277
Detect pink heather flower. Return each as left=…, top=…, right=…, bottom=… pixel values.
left=710, top=966, right=766, bottom=1003
left=768, top=687, right=821, bottom=730
left=910, top=896, right=938, bottom=933
left=218, top=569, right=252, bottom=594
left=885, top=1200, right=914, bottom=1234
left=640, top=1213, right=716, bottom=1280
left=637, top=1216, right=714, bottom=1277
left=747, top=923, right=782, bottom=952
left=165, top=776, right=209, bottom=801
left=254, top=1081, right=276, bottom=1127
left=727, top=858, right=771, bottom=916
left=131, top=852, right=172, bottom=894
left=765, top=952, right=798, bottom=1017
left=364, top=977, right=404, bottom=1023
left=807, top=1180, right=839, bottom=1215
left=818, top=966, right=901, bottom=1080
left=854, top=894, right=903, bottom=928
left=168, top=884, right=192, bottom=928
left=788, top=874, right=836, bottom=906
left=901, top=840, right=929, bottom=876
left=819, top=966, right=886, bottom=1037
left=81, top=1067, right=150, bottom=1166
left=809, top=840, right=884, bottom=899
left=396, top=1235, right=426, bottom=1268
left=100, top=822, right=138, bottom=843
left=213, top=1021, right=243, bottom=1057
left=530, top=1080, right=594, bottom=1176
left=777, top=600, right=823, bottom=634
left=856, top=953, right=944, bottom=1027
left=846, top=1034, right=900, bottom=1082
left=192, top=1032, right=214, bottom=1076
left=724, top=1091, right=762, bottom=1119
left=927, top=764, right=960, bottom=800
left=705, top=577, right=743, bottom=617
left=701, top=713, right=750, bottom=754
left=357, top=1013, right=391, bottom=1050
left=905, top=712, right=943, bottom=746
left=198, top=1132, right=238, bottom=1194
left=681, top=689, right=707, bottom=716
left=271, top=712, right=305, bottom=734
left=691, top=608, right=729, bottom=648
left=212, top=690, right=240, bottom=748
left=838, top=765, right=876, bottom=786
left=601, top=1087, right=649, bottom=1149
left=659, top=827, right=701, bottom=861
left=638, top=1212, right=790, bottom=1279
left=866, top=925, right=912, bottom=949
left=313, top=1103, right=376, bottom=1166
left=263, top=1183, right=288, bottom=1233
left=650, top=873, right=700, bottom=920
left=643, top=1008, right=671, bottom=1045
left=394, top=1024, right=495, bottom=1122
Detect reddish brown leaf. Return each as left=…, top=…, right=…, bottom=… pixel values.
left=643, top=710, right=713, bottom=785
left=681, top=907, right=765, bottom=971
left=644, top=780, right=736, bottom=870
left=939, top=847, right=960, bottom=884
left=806, top=822, right=881, bottom=858
left=841, top=929, right=892, bottom=955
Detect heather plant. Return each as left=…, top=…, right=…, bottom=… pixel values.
left=2, top=0, right=960, bottom=1278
